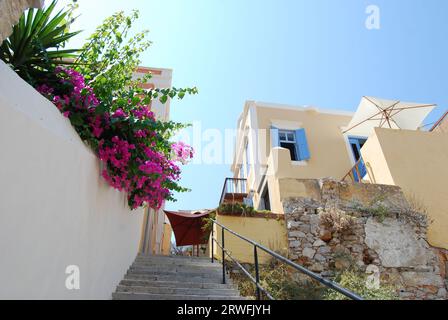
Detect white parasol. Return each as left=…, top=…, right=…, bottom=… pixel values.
left=343, top=96, right=436, bottom=136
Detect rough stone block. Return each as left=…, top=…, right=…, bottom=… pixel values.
left=289, top=231, right=306, bottom=238
left=287, top=221, right=302, bottom=229
left=289, top=240, right=301, bottom=248
left=319, top=229, right=332, bottom=242
left=437, top=288, right=447, bottom=298
left=309, top=263, right=324, bottom=273
left=297, top=225, right=311, bottom=233
left=302, top=247, right=316, bottom=259
left=317, top=246, right=332, bottom=255
left=312, top=239, right=326, bottom=247
left=400, top=272, right=445, bottom=288
left=314, top=254, right=327, bottom=263
left=365, top=218, right=432, bottom=268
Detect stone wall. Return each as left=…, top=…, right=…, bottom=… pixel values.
left=283, top=179, right=447, bottom=300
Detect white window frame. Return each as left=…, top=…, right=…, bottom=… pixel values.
left=278, top=130, right=296, bottom=143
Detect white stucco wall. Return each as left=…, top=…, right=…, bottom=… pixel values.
left=0, top=61, right=144, bottom=299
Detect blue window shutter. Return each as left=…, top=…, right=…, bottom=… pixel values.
left=295, top=129, right=310, bottom=160
left=270, top=127, right=279, bottom=148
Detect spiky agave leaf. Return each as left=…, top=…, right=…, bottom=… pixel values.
left=0, top=0, right=82, bottom=85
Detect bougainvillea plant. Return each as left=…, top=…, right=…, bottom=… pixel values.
left=31, top=7, right=197, bottom=210
left=37, top=67, right=194, bottom=209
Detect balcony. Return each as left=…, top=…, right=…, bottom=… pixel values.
left=219, top=178, right=248, bottom=205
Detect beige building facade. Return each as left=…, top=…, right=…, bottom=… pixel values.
left=224, top=99, right=448, bottom=251
left=231, top=101, right=360, bottom=214
left=134, top=67, right=173, bottom=256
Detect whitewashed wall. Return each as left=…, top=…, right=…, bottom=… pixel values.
left=0, top=61, right=144, bottom=299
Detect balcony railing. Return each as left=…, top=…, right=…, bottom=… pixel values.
left=219, top=178, right=248, bottom=205
left=342, top=157, right=369, bottom=183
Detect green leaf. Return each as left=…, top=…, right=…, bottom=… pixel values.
left=159, top=95, right=168, bottom=104
left=0, top=0, right=82, bottom=84
left=69, top=113, right=83, bottom=126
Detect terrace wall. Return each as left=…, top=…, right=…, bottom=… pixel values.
left=0, top=61, right=144, bottom=299
left=282, top=179, right=447, bottom=300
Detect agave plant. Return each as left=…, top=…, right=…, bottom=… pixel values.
left=0, top=0, right=81, bottom=85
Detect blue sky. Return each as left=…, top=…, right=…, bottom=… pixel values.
left=54, top=0, right=448, bottom=211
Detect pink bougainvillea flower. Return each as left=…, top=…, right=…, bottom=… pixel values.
left=36, top=67, right=193, bottom=210
left=171, top=142, right=194, bottom=164
left=134, top=129, right=147, bottom=138
left=112, top=108, right=127, bottom=118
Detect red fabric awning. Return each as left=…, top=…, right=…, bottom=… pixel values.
left=164, top=210, right=211, bottom=246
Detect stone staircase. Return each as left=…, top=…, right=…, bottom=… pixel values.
left=112, top=254, right=244, bottom=300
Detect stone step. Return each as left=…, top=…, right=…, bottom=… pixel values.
left=135, top=258, right=220, bottom=266
left=116, top=285, right=239, bottom=296
left=119, top=279, right=234, bottom=289
left=127, top=268, right=222, bottom=279
left=124, top=273, right=224, bottom=283
left=112, top=292, right=243, bottom=300
left=129, top=265, right=222, bottom=274
left=133, top=258, right=218, bottom=268
left=114, top=255, right=243, bottom=300
left=137, top=254, right=210, bottom=262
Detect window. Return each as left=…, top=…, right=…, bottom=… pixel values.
left=279, top=130, right=298, bottom=161
left=259, top=186, right=271, bottom=211
left=270, top=127, right=311, bottom=161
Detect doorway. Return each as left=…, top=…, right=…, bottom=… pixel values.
left=348, top=136, right=367, bottom=182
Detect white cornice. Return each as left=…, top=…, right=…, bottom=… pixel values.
left=254, top=101, right=354, bottom=117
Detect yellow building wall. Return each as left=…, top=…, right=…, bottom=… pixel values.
left=211, top=214, right=287, bottom=263
left=234, top=104, right=356, bottom=214
left=256, top=106, right=354, bottom=180
left=278, top=178, right=323, bottom=201
left=362, top=127, right=448, bottom=249
left=160, top=223, right=172, bottom=255
left=360, top=131, right=395, bottom=185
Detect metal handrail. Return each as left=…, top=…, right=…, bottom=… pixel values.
left=342, top=158, right=369, bottom=183
left=219, top=178, right=248, bottom=204
left=210, top=219, right=363, bottom=300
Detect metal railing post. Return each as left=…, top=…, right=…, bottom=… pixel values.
left=211, top=221, right=214, bottom=263
left=254, top=245, right=261, bottom=300
left=221, top=227, right=226, bottom=284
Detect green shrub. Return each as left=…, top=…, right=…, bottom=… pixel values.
left=324, top=270, right=399, bottom=300
left=218, top=203, right=255, bottom=215
left=230, top=259, right=399, bottom=300
left=229, top=259, right=326, bottom=300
